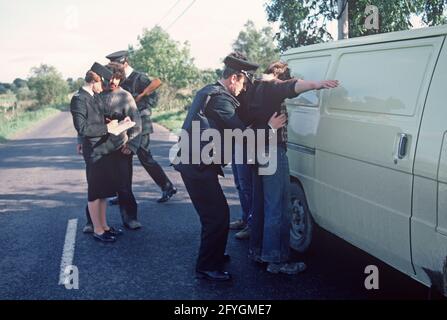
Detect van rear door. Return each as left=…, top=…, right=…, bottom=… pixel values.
left=412, top=37, right=447, bottom=290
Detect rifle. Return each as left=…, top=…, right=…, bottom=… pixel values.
left=135, top=78, right=162, bottom=103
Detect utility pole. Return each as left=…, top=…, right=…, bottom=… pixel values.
left=338, top=0, right=349, bottom=39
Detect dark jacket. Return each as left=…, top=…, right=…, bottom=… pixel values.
left=248, top=78, right=298, bottom=125
left=121, top=70, right=158, bottom=134
left=70, top=88, right=108, bottom=140
left=174, top=81, right=246, bottom=178
left=244, top=77, right=298, bottom=147
left=70, top=88, right=127, bottom=163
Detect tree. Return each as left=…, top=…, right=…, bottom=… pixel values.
left=0, top=83, right=15, bottom=92
left=66, top=77, right=84, bottom=92
left=0, top=84, right=7, bottom=95
left=420, top=0, right=447, bottom=25
left=265, top=0, right=447, bottom=50
left=129, top=26, right=200, bottom=89
left=15, top=86, right=35, bottom=101
left=11, top=78, right=33, bottom=100
left=13, top=78, right=27, bottom=89
left=27, top=64, right=69, bottom=105
left=232, top=20, right=280, bottom=72
left=265, top=0, right=334, bottom=51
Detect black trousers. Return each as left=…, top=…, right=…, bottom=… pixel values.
left=136, top=134, right=172, bottom=190
left=85, top=152, right=138, bottom=224
left=117, top=152, right=138, bottom=222
left=180, top=169, right=229, bottom=271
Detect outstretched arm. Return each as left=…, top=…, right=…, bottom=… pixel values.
left=294, top=79, right=339, bottom=95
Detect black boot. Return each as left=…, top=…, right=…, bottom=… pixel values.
left=157, top=183, right=177, bottom=203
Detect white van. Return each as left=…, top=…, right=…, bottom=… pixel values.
left=283, top=24, right=447, bottom=296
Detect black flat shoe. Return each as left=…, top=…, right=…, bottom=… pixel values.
left=196, top=270, right=232, bottom=281
left=157, top=186, right=177, bottom=203
left=104, top=227, right=123, bottom=236
left=93, top=232, right=116, bottom=242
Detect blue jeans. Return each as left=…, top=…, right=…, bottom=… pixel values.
left=249, top=145, right=291, bottom=263
left=231, top=161, right=253, bottom=225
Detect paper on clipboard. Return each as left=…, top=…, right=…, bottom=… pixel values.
left=107, top=119, right=135, bottom=136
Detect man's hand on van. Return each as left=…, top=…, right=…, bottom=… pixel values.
left=268, top=112, right=287, bottom=130
left=294, top=79, right=339, bottom=94
left=314, top=80, right=339, bottom=90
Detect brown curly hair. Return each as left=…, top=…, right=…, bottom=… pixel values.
left=106, top=62, right=126, bottom=81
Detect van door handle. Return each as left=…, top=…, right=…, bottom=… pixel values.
left=397, top=133, right=408, bottom=159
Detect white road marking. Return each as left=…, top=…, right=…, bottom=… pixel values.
left=58, top=219, right=78, bottom=285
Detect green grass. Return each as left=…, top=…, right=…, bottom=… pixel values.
left=152, top=108, right=187, bottom=134
left=0, top=105, right=65, bottom=142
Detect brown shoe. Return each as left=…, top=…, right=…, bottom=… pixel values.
left=235, top=226, right=250, bottom=240
left=229, top=219, right=246, bottom=230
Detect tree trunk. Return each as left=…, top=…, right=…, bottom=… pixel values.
left=338, top=0, right=349, bottom=39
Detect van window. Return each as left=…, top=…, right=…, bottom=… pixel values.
left=287, top=55, right=331, bottom=107
left=327, top=45, right=434, bottom=116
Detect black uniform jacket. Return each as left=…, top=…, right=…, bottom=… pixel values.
left=174, top=81, right=246, bottom=179
left=70, top=88, right=127, bottom=163
left=121, top=71, right=158, bottom=135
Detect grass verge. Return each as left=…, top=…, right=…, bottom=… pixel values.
left=0, top=104, right=67, bottom=142
left=152, top=108, right=187, bottom=134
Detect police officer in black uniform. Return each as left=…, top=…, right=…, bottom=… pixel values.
left=173, top=53, right=260, bottom=281
left=72, top=64, right=111, bottom=234
left=105, top=50, right=177, bottom=203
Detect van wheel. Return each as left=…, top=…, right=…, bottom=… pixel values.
left=289, top=181, right=313, bottom=253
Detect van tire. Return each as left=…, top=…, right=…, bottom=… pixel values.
left=289, top=181, right=313, bottom=253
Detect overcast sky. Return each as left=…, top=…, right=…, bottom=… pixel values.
left=0, top=0, right=286, bottom=82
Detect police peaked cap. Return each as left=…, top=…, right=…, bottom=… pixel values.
left=223, top=55, right=259, bottom=73
left=105, top=50, right=128, bottom=63
left=90, top=62, right=113, bottom=82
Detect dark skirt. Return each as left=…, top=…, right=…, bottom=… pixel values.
left=87, top=150, right=122, bottom=201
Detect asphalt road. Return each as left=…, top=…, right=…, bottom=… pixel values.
left=0, top=111, right=431, bottom=300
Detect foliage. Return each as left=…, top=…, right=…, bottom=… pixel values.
left=67, top=77, right=85, bottom=92
left=232, top=20, right=280, bottom=72
left=265, top=0, right=447, bottom=50
left=0, top=84, right=7, bottom=95
left=129, top=26, right=203, bottom=89
left=15, top=86, right=35, bottom=101
left=27, top=64, right=69, bottom=105
left=13, top=78, right=27, bottom=89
